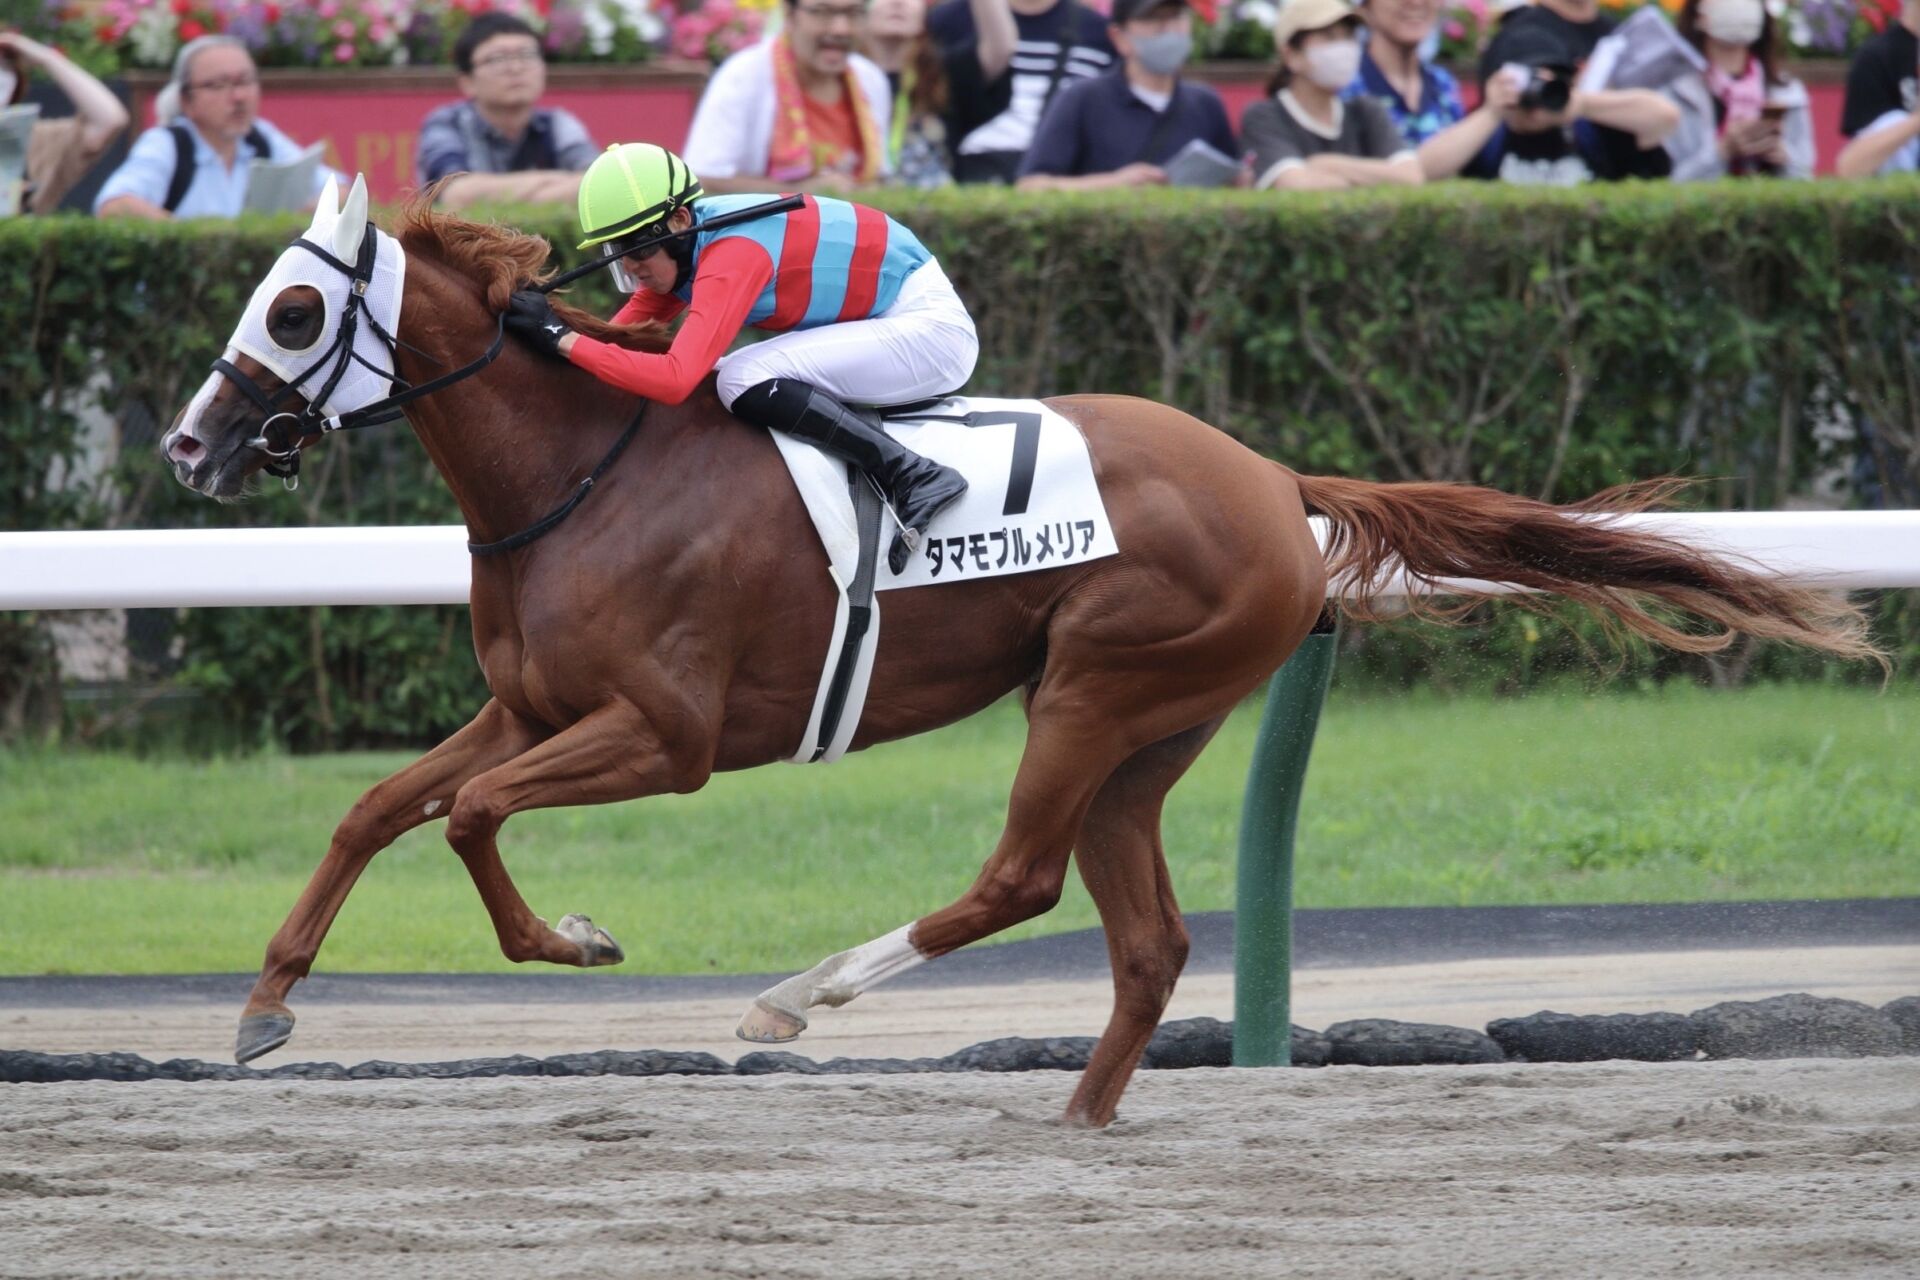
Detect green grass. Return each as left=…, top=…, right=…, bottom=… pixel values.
left=1, top=684, right=1914, bottom=976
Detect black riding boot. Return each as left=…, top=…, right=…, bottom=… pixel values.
left=731, top=378, right=968, bottom=573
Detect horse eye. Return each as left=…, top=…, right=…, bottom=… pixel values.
left=280, top=308, right=306, bottom=327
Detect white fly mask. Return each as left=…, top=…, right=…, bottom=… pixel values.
left=225, top=173, right=407, bottom=423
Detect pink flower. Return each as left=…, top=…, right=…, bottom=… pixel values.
left=1444, top=18, right=1464, bottom=37
left=334, top=20, right=357, bottom=38
left=318, top=1, right=340, bottom=18
left=334, top=40, right=357, bottom=61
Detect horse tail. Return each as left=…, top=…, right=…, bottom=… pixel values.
left=1288, top=473, right=1883, bottom=664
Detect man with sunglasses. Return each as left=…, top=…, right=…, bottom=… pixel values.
left=503, top=142, right=972, bottom=573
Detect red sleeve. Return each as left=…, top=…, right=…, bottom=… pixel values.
left=609, top=288, right=685, bottom=327
left=567, top=238, right=774, bottom=404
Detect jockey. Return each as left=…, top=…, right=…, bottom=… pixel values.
left=504, top=142, right=973, bottom=572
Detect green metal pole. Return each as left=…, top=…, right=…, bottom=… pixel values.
left=1232, top=616, right=1338, bottom=1068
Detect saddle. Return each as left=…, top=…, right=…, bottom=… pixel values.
left=771, top=396, right=1119, bottom=763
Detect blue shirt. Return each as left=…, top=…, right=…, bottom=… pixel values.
left=93, top=117, right=336, bottom=218
left=1341, top=49, right=1465, bottom=147
left=1019, top=71, right=1237, bottom=179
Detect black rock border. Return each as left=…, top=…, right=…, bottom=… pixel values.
left=3, top=993, right=1914, bottom=1084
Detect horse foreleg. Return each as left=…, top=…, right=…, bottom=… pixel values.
left=443, top=701, right=702, bottom=967
left=736, top=712, right=1123, bottom=1044
left=1062, top=719, right=1222, bottom=1128
left=236, top=698, right=548, bottom=1063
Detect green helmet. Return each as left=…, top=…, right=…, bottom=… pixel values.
left=576, top=142, right=704, bottom=251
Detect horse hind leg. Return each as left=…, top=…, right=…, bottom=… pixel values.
left=1063, top=717, right=1224, bottom=1128
left=735, top=705, right=1131, bottom=1044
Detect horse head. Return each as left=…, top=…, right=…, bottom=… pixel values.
left=162, top=172, right=406, bottom=499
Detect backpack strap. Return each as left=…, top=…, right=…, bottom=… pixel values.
left=164, top=123, right=277, bottom=213
left=163, top=123, right=194, bottom=214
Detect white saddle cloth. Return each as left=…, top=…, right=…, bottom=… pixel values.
left=772, top=395, right=1120, bottom=763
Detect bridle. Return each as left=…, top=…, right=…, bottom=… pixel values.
left=207, top=192, right=803, bottom=552
left=211, top=227, right=506, bottom=486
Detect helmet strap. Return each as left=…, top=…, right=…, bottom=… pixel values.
left=665, top=233, right=696, bottom=294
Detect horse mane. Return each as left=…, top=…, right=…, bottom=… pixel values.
left=393, top=187, right=674, bottom=355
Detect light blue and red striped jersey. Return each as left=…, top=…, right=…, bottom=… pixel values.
left=672, top=194, right=933, bottom=332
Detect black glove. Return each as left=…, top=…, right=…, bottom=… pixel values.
left=504, top=288, right=572, bottom=359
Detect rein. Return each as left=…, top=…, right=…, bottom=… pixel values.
left=215, top=230, right=507, bottom=487
left=213, top=193, right=801, bottom=551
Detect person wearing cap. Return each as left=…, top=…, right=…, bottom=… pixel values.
left=414, top=12, right=599, bottom=211
left=1416, top=17, right=1677, bottom=184
left=1015, top=0, right=1236, bottom=190
left=1241, top=0, right=1422, bottom=190
left=0, top=30, right=127, bottom=216
left=94, top=35, right=336, bottom=219
left=1489, top=0, right=1616, bottom=69
left=501, top=143, right=972, bottom=572
left=1340, top=0, right=1466, bottom=148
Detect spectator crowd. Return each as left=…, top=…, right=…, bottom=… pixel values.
left=3, top=0, right=1917, bottom=221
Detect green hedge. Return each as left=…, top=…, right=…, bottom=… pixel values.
left=4, top=182, right=1918, bottom=747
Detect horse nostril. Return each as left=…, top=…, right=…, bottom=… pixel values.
left=166, top=433, right=205, bottom=466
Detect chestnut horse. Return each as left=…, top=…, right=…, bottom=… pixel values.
left=162, top=179, right=1872, bottom=1127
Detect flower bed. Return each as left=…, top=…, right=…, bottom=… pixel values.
left=15, top=0, right=1892, bottom=75
left=26, top=0, right=674, bottom=71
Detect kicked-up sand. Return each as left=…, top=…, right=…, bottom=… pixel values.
left=0, top=1058, right=1915, bottom=1278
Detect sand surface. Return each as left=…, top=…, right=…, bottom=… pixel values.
left=1, top=1058, right=1915, bottom=1278
left=5, top=945, right=1912, bottom=1067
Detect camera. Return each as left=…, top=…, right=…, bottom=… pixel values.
left=1515, top=67, right=1572, bottom=114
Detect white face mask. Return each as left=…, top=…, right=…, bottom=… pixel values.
left=1700, top=0, right=1765, bottom=48
left=1303, top=38, right=1362, bottom=92
left=223, top=175, right=407, bottom=422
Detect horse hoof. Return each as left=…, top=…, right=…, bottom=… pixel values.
left=235, top=1011, right=295, bottom=1064
left=556, top=913, right=625, bottom=967
left=735, top=998, right=807, bottom=1043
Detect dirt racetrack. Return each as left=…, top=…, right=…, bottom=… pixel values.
left=3, top=1058, right=1916, bottom=1279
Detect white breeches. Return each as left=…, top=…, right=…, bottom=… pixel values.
left=714, top=259, right=980, bottom=410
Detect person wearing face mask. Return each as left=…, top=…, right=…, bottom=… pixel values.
left=1665, top=0, right=1813, bottom=179
left=1341, top=0, right=1466, bottom=148
left=0, top=29, right=128, bottom=216
left=1015, top=0, right=1236, bottom=190
left=1240, top=0, right=1422, bottom=190
left=682, top=0, right=896, bottom=194
left=1833, top=0, right=1920, bottom=177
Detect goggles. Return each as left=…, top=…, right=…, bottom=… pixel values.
left=599, top=227, right=671, bottom=294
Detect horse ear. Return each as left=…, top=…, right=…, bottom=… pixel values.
left=306, top=174, right=341, bottom=241
left=330, top=173, right=370, bottom=264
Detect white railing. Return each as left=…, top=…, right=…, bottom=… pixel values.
left=3, top=512, right=1920, bottom=611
